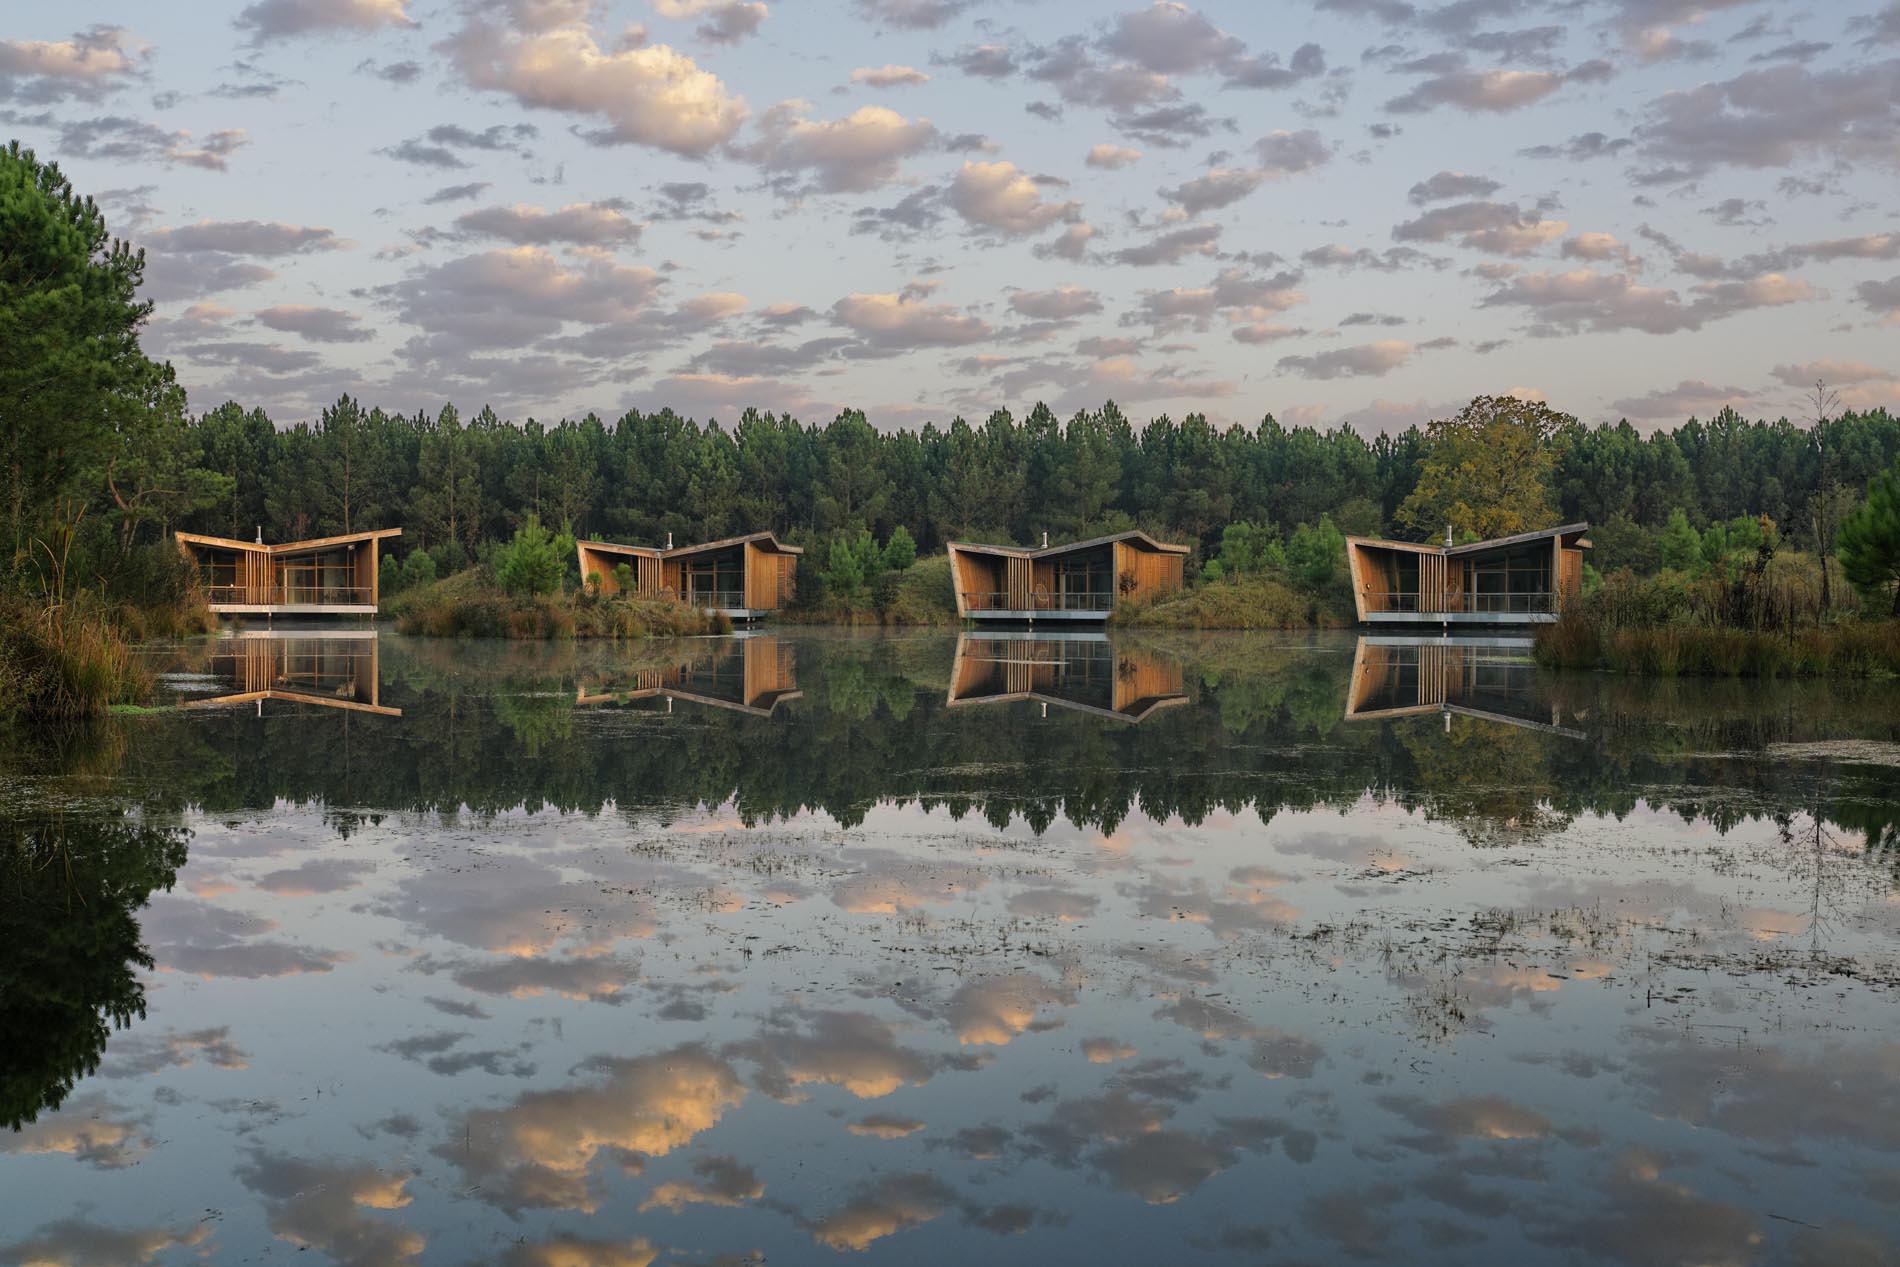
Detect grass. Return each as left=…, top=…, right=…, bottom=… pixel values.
left=388, top=569, right=729, bottom=639
left=1535, top=611, right=1900, bottom=678
left=0, top=600, right=154, bottom=722
left=1113, top=575, right=1354, bottom=630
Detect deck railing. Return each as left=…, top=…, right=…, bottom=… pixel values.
left=1362, top=590, right=1560, bottom=615
left=960, top=591, right=1115, bottom=612
left=206, top=584, right=376, bottom=606
left=690, top=589, right=748, bottom=611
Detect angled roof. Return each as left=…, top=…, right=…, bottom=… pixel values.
left=578, top=531, right=803, bottom=558
left=176, top=529, right=401, bottom=554
left=948, top=530, right=1190, bottom=558
left=1345, top=523, right=1591, bottom=556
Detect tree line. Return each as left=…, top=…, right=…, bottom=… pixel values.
left=145, top=395, right=1900, bottom=573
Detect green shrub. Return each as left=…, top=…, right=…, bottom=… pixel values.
left=495, top=514, right=566, bottom=597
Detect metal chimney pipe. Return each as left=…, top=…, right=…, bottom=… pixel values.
left=256, top=524, right=264, bottom=544
left=666, top=531, right=673, bottom=549
left=1445, top=523, right=1452, bottom=547
left=1042, top=530, right=1049, bottom=548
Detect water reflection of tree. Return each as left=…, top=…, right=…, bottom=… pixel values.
left=1398, top=718, right=1572, bottom=846
left=1, top=812, right=187, bottom=1130
left=87, top=635, right=1900, bottom=851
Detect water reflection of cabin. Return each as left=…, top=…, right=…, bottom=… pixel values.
left=575, top=533, right=801, bottom=620
left=1344, top=637, right=1580, bottom=735
left=946, top=634, right=1187, bottom=722
left=181, top=631, right=399, bottom=715
left=1345, top=524, right=1590, bottom=625
left=177, top=529, right=401, bottom=617
left=948, top=531, right=1189, bottom=622
left=575, top=636, right=801, bottom=716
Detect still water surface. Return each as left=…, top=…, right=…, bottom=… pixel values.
left=4, top=630, right=1898, bottom=1265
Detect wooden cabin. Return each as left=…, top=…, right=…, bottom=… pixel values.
left=576, top=532, right=802, bottom=619
left=946, top=634, right=1186, bottom=722
left=176, top=529, right=401, bottom=617
left=947, top=531, right=1189, bottom=622
left=1343, top=637, right=1578, bottom=735
left=180, top=630, right=398, bottom=715
left=576, top=636, right=800, bottom=717
left=1345, top=524, right=1590, bottom=625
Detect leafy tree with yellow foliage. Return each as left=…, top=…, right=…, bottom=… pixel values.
left=1396, top=396, right=1570, bottom=541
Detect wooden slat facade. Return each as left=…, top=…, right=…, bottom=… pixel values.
left=577, top=533, right=802, bottom=615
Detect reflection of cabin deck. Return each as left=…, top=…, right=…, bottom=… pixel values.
left=1346, top=524, right=1590, bottom=626
left=948, top=531, right=1189, bottom=623
left=181, top=630, right=399, bottom=715
left=946, top=633, right=1187, bottom=722
left=176, top=529, right=401, bottom=617
left=576, top=636, right=800, bottom=717
left=1344, top=636, right=1579, bottom=735
left=575, top=533, right=801, bottom=620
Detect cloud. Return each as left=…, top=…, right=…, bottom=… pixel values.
left=852, top=63, right=929, bottom=87
left=1483, top=268, right=1818, bottom=334
left=1100, top=2, right=1244, bottom=75
left=425, top=181, right=491, bottom=203
left=1113, top=102, right=1228, bottom=147
left=19, top=114, right=249, bottom=170
left=1562, top=232, right=1640, bottom=269
left=0, top=26, right=148, bottom=103
left=1037, top=222, right=1098, bottom=261
left=502, top=1237, right=658, bottom=1267
left=1086, top=143, right=1142, bottom=168
left=1160, top=166, right=1265, bottom=216
left=948, top=160, right=1081, bottom=235
left=455, top=201, right=643, bottom=245
left=638, top=1155, right=764, bottom=1212
left=235, top=0, right=417, bottom=44
left=1610, top=378, right=1755, bottom=419
left=99, top=1027, right=249, bottom=1078
left=833, top=288, right=990, bottom=348
left=1010, top=286, right=1102, bottom=320
left=1769, top=359, right=1898, bottom=387
left=854, top=0, right=974, bottom=28
left=1387, top=67, right=1567, bottom=113
left=1408, top=170, right=1501, bottom=204
left=1279, top=339, right=1417, bottom=379
left=381, top=121, right=538, bottom=169
left=943, top=43, right=1014, bottom=77
left=652, top=0, right=767, bottom=45
left=1857, top=275, right=1900, bottom=314
left=743, top=102, right=937, bottom=192
left=1301, top=243, right=1436, bottom=272
left=1111, top=222, right=1221, bottom=267
left=1392, top=201, right=1567, bottom=255
left=1519, top=130, right=1634, bottom=161
left=1636, top=59, right=1900, bottom=172
left=146, top=220, right=346, bottom=255
left=444, top=2, right=748, bottom=156
left=256, top=304, right=376, bottom=344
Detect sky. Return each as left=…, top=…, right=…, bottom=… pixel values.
left=3, top=0, right=1898, bottom=434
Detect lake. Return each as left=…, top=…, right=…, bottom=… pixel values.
left=4, top=630, right=1898, bottom=1265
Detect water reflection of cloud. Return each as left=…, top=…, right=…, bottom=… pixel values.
left=1, top=1093, right=152, bottom=1169
left=806, top=1172, right=955, bottom=1252
left=255, top=856, right=377, bottom=895
left=374, top=856, right=659, bottom=955
left=1006, top=886, right=1099, bottom=921
left=100, top=1027, right=248, bottom=1077
left=829, top=851, right=992, bottom=914
left=440, top=1044, right=746, bottom=1214
left=1080, top=1037, right=1136, bottom=1063
left=141, top=897, right=346, bottom=979
left=848, top=1114, right=925, bottom=1139
left=237, top=1151, right=424, bottom=1267
left=412, top=951, right=638, bottom=1003
left=638, top=1155, right=764, bottom=1212
left=946, top=974, right=1076, bottom=1046
left=0, top=1218, right=211, bottom=1267
left=735, top=1010, right=939, bottom=1099
left=500, top=1236, right=659, bottom=1267
left=1622, top=1030, right=1900, bottom=1153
